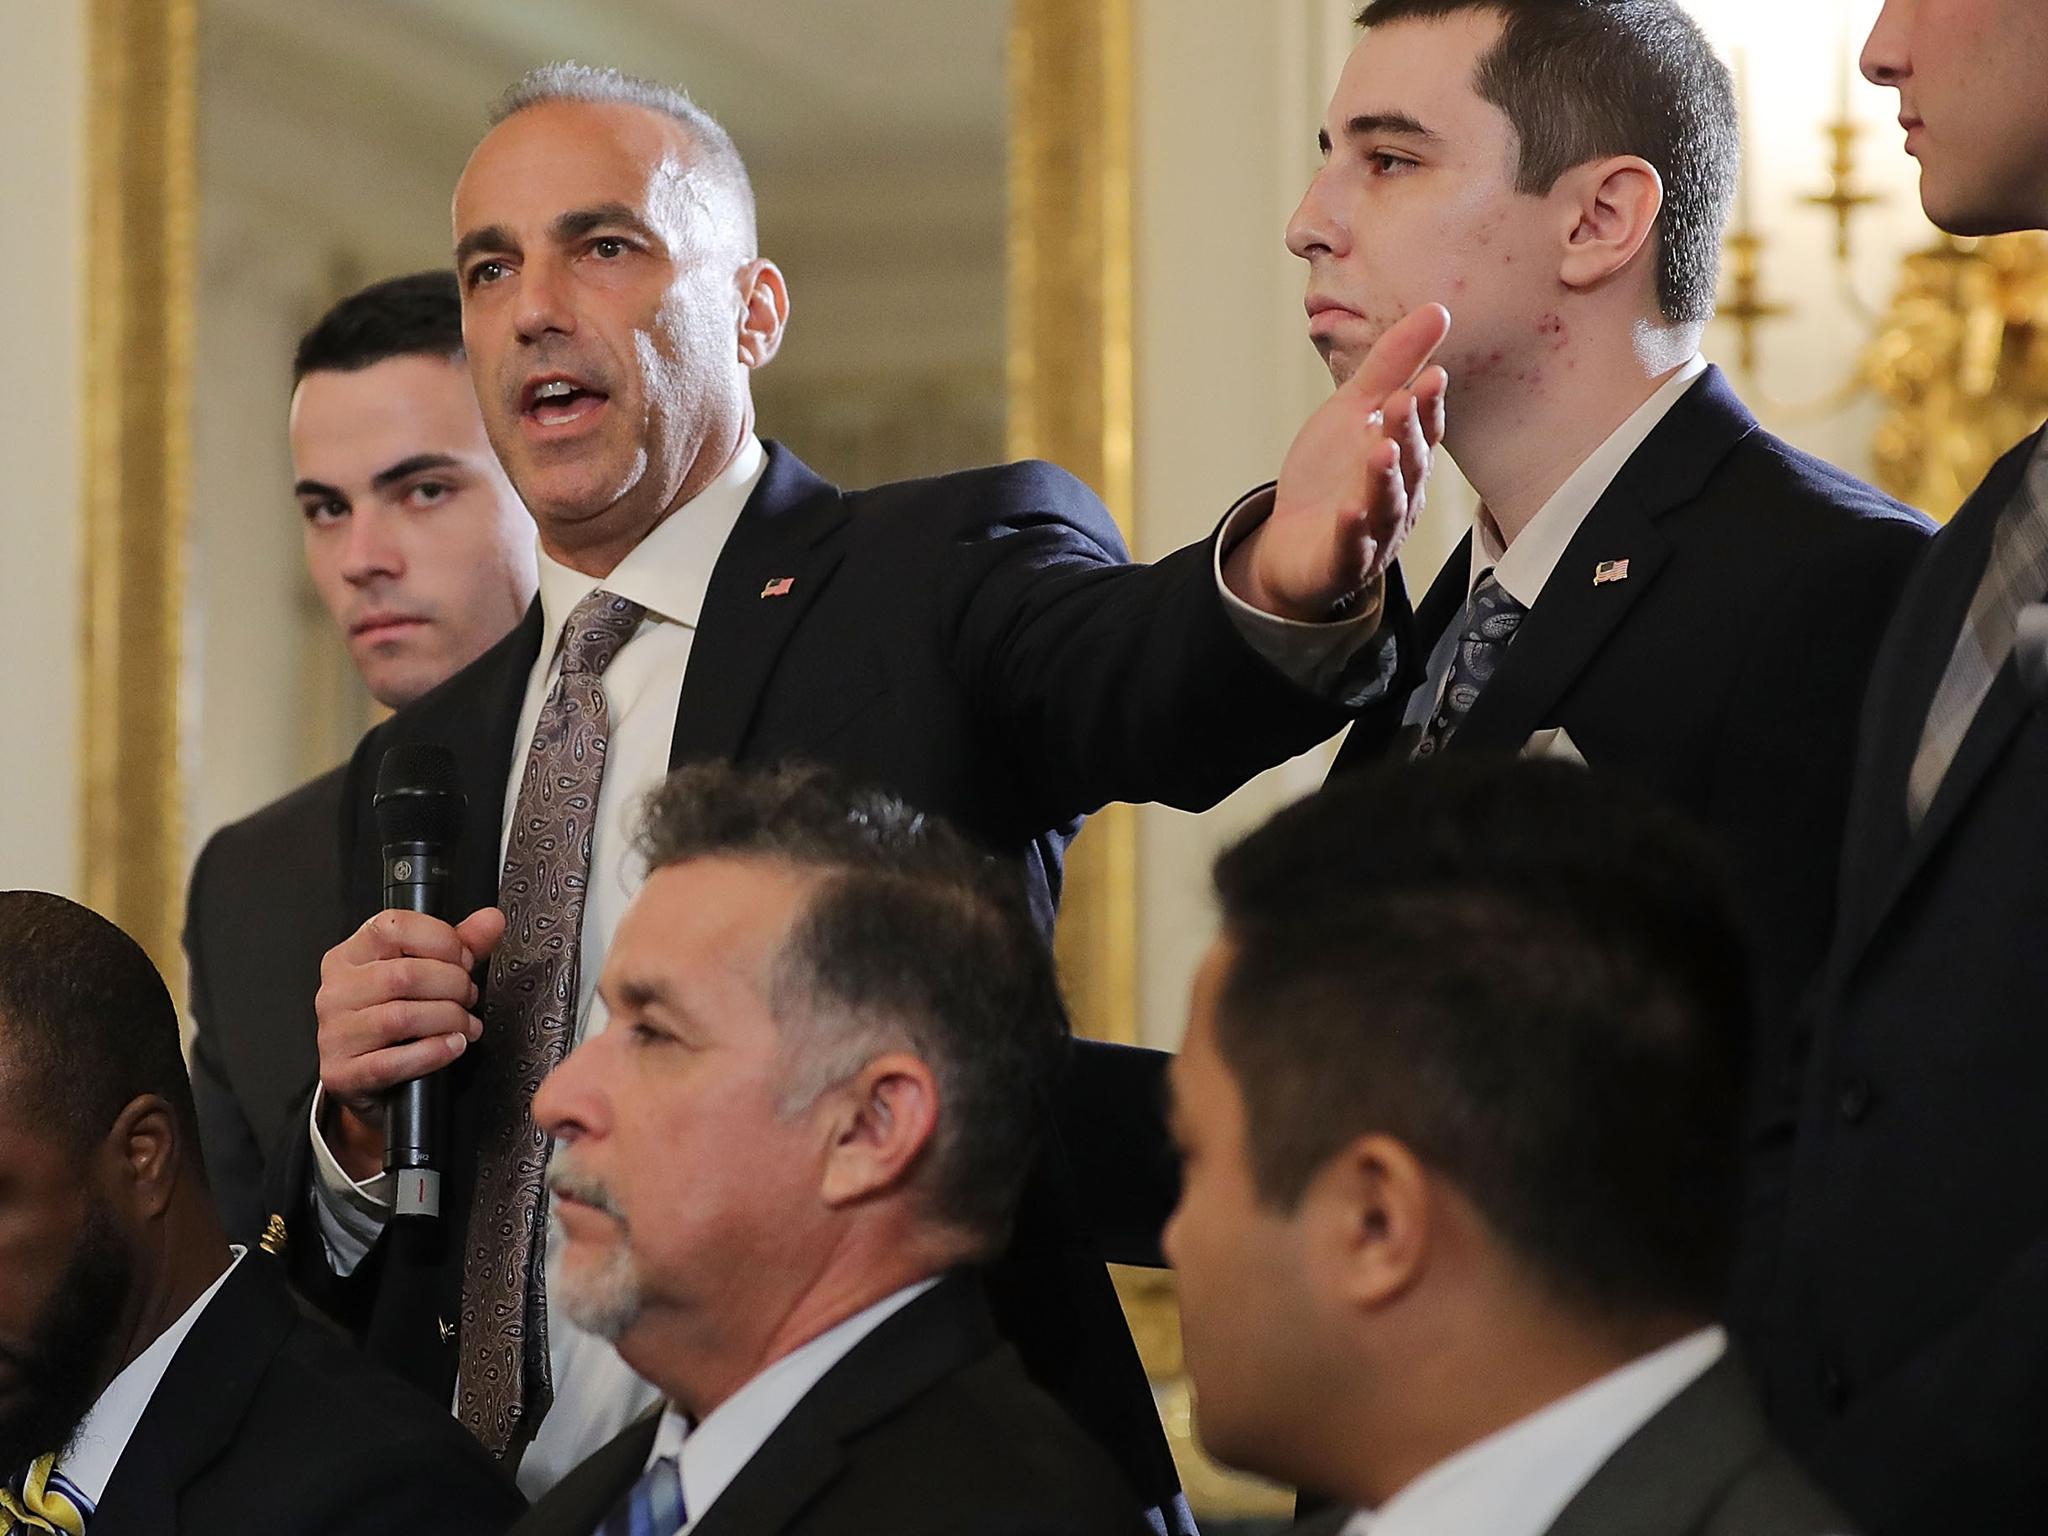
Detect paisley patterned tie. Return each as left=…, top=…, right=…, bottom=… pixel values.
left=1, top=1455, right=94, bottom=1534
left=458, top=588, right=647, bottom=1458
left=1416, top=570, right=1526, bottom=759
left=596, top=1454, right=686, bottom=1536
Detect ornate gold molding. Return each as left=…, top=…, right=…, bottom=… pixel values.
left=81, top=0, right=197, bottom=981
left=1007, top=0, right=1139, bottom=1049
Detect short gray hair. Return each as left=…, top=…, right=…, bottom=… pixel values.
left=491, top=62, right=759, bottom=253
left=632, top=762, right=1067, bottom=1254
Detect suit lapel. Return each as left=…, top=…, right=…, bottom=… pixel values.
left=690, top=1274, right=998, bottom=1536
left=1834, top=428, right=2045, bottom=974
left=87, top=1256, right=297, bottom=1536
left=528, top=1407, right=662, bottom=1535
left=670, top=443, right=852, bottom=769
left=1450, top=368, right=1755, bottom=753
left=1539, top=1357, right=1777, bottom=1536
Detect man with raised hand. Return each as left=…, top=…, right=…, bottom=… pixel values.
left=278, top=63, right=1449, bottom=1520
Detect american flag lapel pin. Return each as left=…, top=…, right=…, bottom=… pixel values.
left=1593, top=559, right=1631, bottom=586
left=761, top=576, right=796, bottom=599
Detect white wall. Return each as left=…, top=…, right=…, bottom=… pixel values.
left=0, top=7, right=86, bottom=896
left=1130, top=0, right=1478, bottom=1049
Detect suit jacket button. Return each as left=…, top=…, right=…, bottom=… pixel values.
left=1819, top=1356, right=1850, bottom=1414
left=1836, top=1076, right=1873, bottom=1124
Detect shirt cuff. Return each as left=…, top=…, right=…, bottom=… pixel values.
left=308, top=1084, right=393, bottom=1275
left=1213, top=486, right=1394, bottom=699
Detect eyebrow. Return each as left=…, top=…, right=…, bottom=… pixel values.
left=293, top=478, right=343, bottom=502
left=455, top=202, right=663, bottom=271
left=1320, top=111, right=1443, bottom=153
left=370, top=452, right=464, bottom=492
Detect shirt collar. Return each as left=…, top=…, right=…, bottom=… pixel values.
left=534, top=433, right=768, bottom=653
left=1471, top=356, right=1708, bottom=608
left=58, top=1248, right=248, bottom=1505
left=649, top=1275, right=940, bottom=1526
left=1342, top=1325, right=1727, bottom=1536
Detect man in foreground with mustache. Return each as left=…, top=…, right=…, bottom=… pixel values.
left=506, top=762, right=1150, bottom=1536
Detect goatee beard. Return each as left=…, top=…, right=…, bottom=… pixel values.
left=0, top=1202, right=133, bottom=1474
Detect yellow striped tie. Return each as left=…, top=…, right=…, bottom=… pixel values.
left=0, top=1454, right=91, bottom=1534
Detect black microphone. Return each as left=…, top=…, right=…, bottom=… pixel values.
left=374, top=743, right=466, bottom=1221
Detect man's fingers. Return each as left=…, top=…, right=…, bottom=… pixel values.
left=1338, top=303, right=1452, bottom=407
left=349, top=908, right=470, bottom=967
left=1389, top=389, right=1433, bottom=507
left=332, top=997, right=480, bottom=1055
left=326, top=1032, right=471, bottom=1105
left=1415, top=365, right=1448, bottom=447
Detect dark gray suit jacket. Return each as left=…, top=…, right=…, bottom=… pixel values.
left=183, top=764, right=349, bottom=1244
left=1292, top=1359, right=1850, bottom=1536
left=506, top=1274, right=1148, bottom=1536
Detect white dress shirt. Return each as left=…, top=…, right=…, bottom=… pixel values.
left=306, top=433, right=1359, bottom=1497
left=639, top=1278, right=938, bottom=1530
left=1340, top=1326, right=1728, bottom=1536
left=1406, top=356, right=1709, bottom=732
left=58, top=1248, right=246, bottom=1506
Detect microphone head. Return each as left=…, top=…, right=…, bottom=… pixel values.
left=374, top=743, right=465, bottom=846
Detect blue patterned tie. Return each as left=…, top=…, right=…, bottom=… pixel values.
left=1416, top=570, right=1526, bottom=758
left=0, top=1455, right=95, bottom=1534
left=596, top=1455, right=686, bottom=1536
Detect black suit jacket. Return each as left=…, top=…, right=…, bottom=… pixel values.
left=509, top=1275, right=1149, bottom=1536
left=268, top=443, right=1350, bottom=1525
left=1754, top=426, right=2048, bottom=1534
left=88, top=1252, right=524, bottom=1536
left=183, top=765, right=350, bottom=1245
left=1333, top=368, right=1931, bottom=1061
left=1291, top=1358, right=1848, bottom=1536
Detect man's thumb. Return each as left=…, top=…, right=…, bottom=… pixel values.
left=455, top=905, right=508, bottom=966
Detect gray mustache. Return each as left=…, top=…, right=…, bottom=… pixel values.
left=545, top=1150, right=627, bottom=1225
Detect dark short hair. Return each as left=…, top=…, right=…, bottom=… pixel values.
left=1355, top=0, right=1738, bottom=326
left=0, top=893, right=203, bottom=1169
left=634, top=763, right=1065, bottom=1251
left=1211, top=759, right=1748, bottom=1321
left=491, top=63, right=759, bottom=255
left=292, top=270, right=465, bottom=384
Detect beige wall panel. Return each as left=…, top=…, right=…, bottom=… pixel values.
left=0, top=7, right=87, bottom=896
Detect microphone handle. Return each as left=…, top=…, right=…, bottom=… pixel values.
left=383, top=839, right=456, bottom=1220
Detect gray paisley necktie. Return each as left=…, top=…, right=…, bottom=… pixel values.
left=458, top=587, right=647, bottom=1458
left=1416, top=570, right=1526, bottom=759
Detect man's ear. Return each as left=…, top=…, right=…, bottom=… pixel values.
left=102, top=1094, right=184, bottom=1223
left=1556, top=155, right=1664, bottom=298
left=737, top=258, right=790, bottom=369
left=1302, top=1132, right=1433, bottom=1312
left=818, top=1052, right=939, bottom=1209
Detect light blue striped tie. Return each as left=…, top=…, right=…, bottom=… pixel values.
left=596, top=1454, right=685, bottom=1536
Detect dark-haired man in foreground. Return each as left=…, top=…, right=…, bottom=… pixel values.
left=1749, top=3, right=2048, bottom=1529
left=183, top=270, right=537, bottom=1240
left=0, top=891, right=524, bottom=1535
left=1306, top=0, right=1928, bottom=1057
left=508, top=763, right=1147, bottom=1536
left=1166, top=761, right=1852, bottom=1536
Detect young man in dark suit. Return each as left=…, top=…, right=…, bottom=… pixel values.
left=1165, top=761, right=1852, bottom=1536
left=182, top=271, right=537, bottom=1242
left=0, top=891, right=524, bottom=1536
left=508, top=763, right=1149, bottom=1536
left=272, top=63, right=1451, bottom=1520
left=1748, top=4, right=2048, bottom=1530
left=1301, top=0, right=1931, bottom=1046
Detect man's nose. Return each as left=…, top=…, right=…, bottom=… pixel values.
left=514, top=251, right=577, bottom=344
left=1286, top=168, right=1345, bottom=263
left=1860, top=0, right=1912, bottom=87
left=341, top=504, right=403, bottom=586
